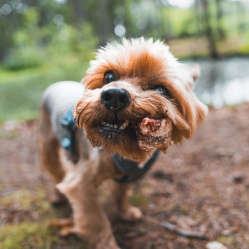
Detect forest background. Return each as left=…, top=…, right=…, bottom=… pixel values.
left=0, top=0, right=249, bottom=122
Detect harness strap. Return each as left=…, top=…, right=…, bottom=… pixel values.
left=112, top=150, right=160, bottom=184
left=60, top=107, right=160, bottom=184
left=60, top=106, right=77, bottom=162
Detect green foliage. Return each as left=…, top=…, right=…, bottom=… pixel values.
left=49, top=22, right=98, bottom=61
left=0, top=5, right=98, bottom=121
left=21, top=7, right=40, bottom=33
left=68, top=23, right=98, bottom=58
left=3, top=47, right=47, bottom=71
left=3, top=8, right=47, bottom=70
left=0, top=56, right=90, bottom=122
left=239, top=35, right=249, bottom=54
left=2, top=6, right=98, bottom=71
left=167, top=8, right=198, bottom=38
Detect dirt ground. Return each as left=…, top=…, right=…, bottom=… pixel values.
left=1, top=104, right=249, bottom=249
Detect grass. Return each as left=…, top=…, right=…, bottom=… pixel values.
left=130, top=190, right=149, bottom=209
left=0, top=189, right=50, bottom=211
left=0, top=187, right=88, bottom=249
left=0, top=222, right=58, bottom=249
left=0, top=54, right=90, bottom=123
left=0, top=189, right=58, bottom=249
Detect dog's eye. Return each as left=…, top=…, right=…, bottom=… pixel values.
left=104, top=71, right=116, bottom=84
left=155, top=86, right=165, bottom=93
left=151, top=85, right=171, bottom=97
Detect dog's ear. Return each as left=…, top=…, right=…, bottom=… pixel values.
left=183, top=64, right=207, bottom=137
left=184, top=63, right=208, bottom=128
left=187, top=64, right=208, bottom=128
left=190, top=64, right=201, bottom=81
left=171, top=94, right=208, bottom=143
left=171, top=93, right=208, bottom=144
left=170, top=64, right=208, bottom=143
left=185, top=64, right=201, bottom=90
left=191, top=95, right=208, bottom=128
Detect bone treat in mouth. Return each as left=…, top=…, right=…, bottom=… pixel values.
left=137, top=117, right=173, bottom=153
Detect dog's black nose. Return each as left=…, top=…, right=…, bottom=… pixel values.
left=101, top=88, right=131, bottom=111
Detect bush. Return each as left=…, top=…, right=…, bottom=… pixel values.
left=239, top=35, right=249, bottom=55
left=48, top=22, right=98, bottom=61
left=3, top=46, right=47, bottom=71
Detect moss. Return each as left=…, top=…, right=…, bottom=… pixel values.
left=0, top=189, right=51, bottom=216
left=130, top=191, right=149, bottom=208
left=0, top=222, right=58, bottom=249
left=0, top=187, right=88, bottom=248
left=217, top=236, right=243, bottom=248
left=178, top=204, right=189, bottom=214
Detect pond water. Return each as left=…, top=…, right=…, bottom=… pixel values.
left=184, top=57, right=249, bottom=108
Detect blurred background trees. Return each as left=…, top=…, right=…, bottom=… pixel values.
left=0, top=0, right=249, bottom=121
left=1, top=0, right=249, bottom=67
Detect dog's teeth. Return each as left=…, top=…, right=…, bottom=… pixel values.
left=123, top=121, right=129, bottom=128
left=102, top=122, right=127, bottom=130
left=119, top=121, right=129, bottom=130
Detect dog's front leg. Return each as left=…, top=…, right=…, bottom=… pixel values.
left=57, top=160, right=120, bottom=249
left=111, top=182, right=143, bottom=221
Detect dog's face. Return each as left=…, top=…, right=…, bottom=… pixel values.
left=74, top=38, right=208, bottom=162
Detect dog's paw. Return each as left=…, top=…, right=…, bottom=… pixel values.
left=94, top=239, right=120, bottom=249
left=59, top=225, right=76, bottom=237
left=91, top=231, right=120, bottom=249
left=50, top=218, right=75, bottom=237
left=119, top=206, right=143, bottom=221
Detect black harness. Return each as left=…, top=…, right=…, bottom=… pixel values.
left=112, top=150, right=159, bottom=184
left=60, top=107, right=159, bottom=184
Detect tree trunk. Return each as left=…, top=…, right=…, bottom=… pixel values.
left=200, top=0, right=219, bottom=58
left=194, top=0, right=202, bottom=36
left=215, top=0, right=225, bottom=40
left=71, top=0, right=86, bottom=24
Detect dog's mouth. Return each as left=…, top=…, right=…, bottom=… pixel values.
left=95, top=115, right=173, bottom=154
left=97, top=113, right=142, bottom=141
left=99, top=120, right=130, bottom=133
left=97, top=115, right=168, bottom=136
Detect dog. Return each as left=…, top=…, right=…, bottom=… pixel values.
left=38, top=37, right=208, bottom=249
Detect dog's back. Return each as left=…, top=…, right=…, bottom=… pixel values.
left=38, top=81, right=85, bottom=188
left=40, top=81, right=83, bottom=138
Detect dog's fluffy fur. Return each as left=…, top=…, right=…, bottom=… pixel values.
left=39, top=37, right=208, bottom=249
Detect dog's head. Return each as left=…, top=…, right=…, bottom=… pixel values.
left=74, top=38, right=208, bottom=162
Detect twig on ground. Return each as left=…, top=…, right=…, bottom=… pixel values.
left=145, top=217, right=209, bottom=240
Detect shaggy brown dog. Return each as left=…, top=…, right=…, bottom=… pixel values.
left=39, top=37, right=208, bottom=249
